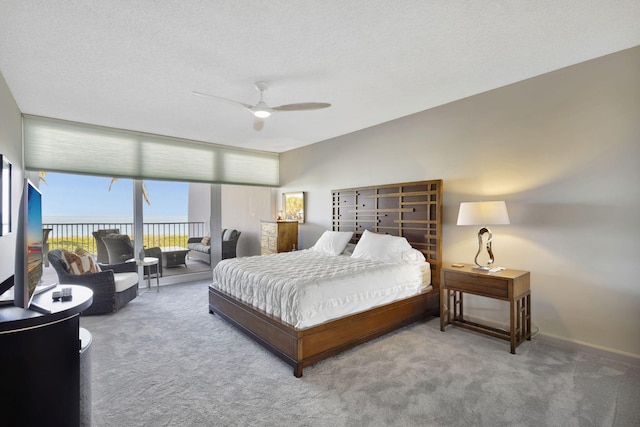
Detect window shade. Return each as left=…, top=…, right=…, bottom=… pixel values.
left=23, top=115, right=279, bottom=187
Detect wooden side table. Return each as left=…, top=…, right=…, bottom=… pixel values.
left=440, top=263, right=531, bottom=354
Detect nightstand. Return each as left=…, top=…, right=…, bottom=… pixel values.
left=440, top=263, right=531, bottom=354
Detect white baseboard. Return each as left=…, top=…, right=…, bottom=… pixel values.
left=461, top=314, right=640, bottom=367
left=537, top=333, right=640, bottom=367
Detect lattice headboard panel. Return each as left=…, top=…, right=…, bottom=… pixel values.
left=332, top=180, right=443, bottom=287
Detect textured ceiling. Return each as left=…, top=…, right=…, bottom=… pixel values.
left=1, top=1, right=639, bottom=153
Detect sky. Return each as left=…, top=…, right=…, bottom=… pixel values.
left=39, top=172, right=188, bottom=219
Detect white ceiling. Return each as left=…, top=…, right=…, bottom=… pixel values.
left=1, top=1, right=639, bottom=153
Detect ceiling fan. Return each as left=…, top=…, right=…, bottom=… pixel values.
left=192, top=81, right=331, bottom=130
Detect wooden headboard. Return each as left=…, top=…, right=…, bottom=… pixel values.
left=331, top=180, right=443, bottom=288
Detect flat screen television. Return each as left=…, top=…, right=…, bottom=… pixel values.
left=13, top=178, right=46, bottom=311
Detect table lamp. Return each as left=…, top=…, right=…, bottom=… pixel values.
left=457, top=201, right=510, bottom=270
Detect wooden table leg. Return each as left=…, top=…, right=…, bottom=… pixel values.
left=440, top=289, right=446, bottom=331
left=526, top=293, right=531, bottom=341
left=510, top=298, right=516, bottom=354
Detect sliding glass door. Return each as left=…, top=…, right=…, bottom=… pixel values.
left=139, top=179, right=210, bottom=281
left=39, top=172, right=212, bottom=287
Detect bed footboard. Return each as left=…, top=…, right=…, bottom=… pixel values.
left=209, top=285, right=439, bottom=377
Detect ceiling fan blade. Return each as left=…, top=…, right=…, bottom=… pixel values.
left=191, top=91, right=253, bottom=110
left=271, top=102, right=331, bottom=112
left=253, top=117, right=265, bottom=131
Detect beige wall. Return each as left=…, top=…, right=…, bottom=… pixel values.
left=0, top=71, right=24, bottom=285
left=279, top=47, right=640, bottom=358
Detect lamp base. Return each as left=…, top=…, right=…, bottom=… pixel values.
left=472, top=264, right=506, bottom=273
left=473, top=227, right=495, bottom=271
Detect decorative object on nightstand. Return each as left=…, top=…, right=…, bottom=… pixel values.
left=440, top=262, right=531, bottom=354
left=457, top=201, right=510, bottom=270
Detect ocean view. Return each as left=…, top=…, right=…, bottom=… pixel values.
left=43, top=215, right=189, bottom=224
left=42, top=215, right=203, bottom=250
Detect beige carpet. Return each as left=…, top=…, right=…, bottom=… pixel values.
left=80, top=281, right=640, bottom=426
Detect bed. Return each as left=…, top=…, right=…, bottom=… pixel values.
left=208, top=180, right=442, bottom=377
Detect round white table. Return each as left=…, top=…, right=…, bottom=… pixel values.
left=135, top=257, right=160, bottom=292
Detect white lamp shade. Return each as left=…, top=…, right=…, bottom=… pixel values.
left=457, top=201, right=510, bottom=226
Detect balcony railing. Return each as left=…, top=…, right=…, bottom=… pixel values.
left=43, top=222, right=206, bottom=255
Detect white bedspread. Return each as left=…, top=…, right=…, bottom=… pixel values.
left=211, top=250, right=431, bottom=329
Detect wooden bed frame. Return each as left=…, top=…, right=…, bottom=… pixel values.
left=208, top=180, right=442, bottom=377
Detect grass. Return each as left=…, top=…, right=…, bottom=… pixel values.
left=49, top=234, right=190, bottom=254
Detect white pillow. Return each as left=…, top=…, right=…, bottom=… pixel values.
left=401, top=248, right=426, bottom=263
left=310, top=231, right=354, bottom=256
left=351, top=230, right=412, bottom=262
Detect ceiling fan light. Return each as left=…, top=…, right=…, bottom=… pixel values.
left=252, top=100, right=271, bottom=118
left=253, top=109, right=271, bottom=118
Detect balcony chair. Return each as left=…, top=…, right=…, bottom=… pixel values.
left=42, top=228, right=53, bottom=267
left=222, top=229, right=241, bottom=259
left=101, top=233, right=163, bottom=277
left=92, top=228, right=120, bottom=264
left=47, top=249, right=139, bottom=315
left=187, top=229, right=241, bottom=264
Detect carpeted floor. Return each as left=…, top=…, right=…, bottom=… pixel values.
left=80, top=281, right=640, bottom=426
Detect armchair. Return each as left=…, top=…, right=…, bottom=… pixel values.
left=92, top=228, right=120, bottom=264
left=101, top=234, right=163, bottom=277
left=222, top=229, right=241, bottom=259
left=187, top=229, right=241, bottom=263
left=47, top=249, right=138, bottom=315
left=42, top=228, right=53, bottom=267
